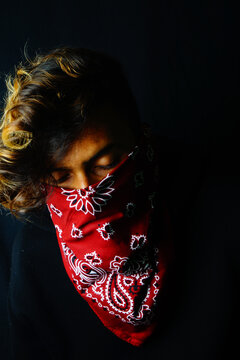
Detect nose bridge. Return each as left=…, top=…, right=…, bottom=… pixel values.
left=73, top=170, right=91, bottom=189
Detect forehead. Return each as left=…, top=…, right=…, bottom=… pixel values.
left=80, top=102, right=131, bottom=145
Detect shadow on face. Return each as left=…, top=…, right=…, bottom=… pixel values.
left=49, top=102, right=140, bottom=189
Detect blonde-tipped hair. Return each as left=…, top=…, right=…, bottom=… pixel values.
left=0, top=46, right=140, bottom=215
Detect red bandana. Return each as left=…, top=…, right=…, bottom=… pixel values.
left=45, top=126, right=174, bottom=346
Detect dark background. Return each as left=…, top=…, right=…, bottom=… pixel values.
left=0, top=0, right=239, bottom=358
left=1, top=1, right=239, bottom=144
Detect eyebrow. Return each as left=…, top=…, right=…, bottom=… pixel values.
left=50, top=142, right=118, bottom=172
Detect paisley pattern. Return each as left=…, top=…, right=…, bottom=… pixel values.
left=97, top=222, right=115, bottom=241
left=46, top=126, right=173, bottom=346
left=61, top=243, right=161, bottom=325
left=61, top=174, right=115, bottom=215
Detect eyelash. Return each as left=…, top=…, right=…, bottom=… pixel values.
left=55, top=174, right=70, bottom=184
left=94, top=160, right=118, bottom=170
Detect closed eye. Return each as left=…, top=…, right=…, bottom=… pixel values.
left=91, top=158, right=121, bottom=177
left=55, top=173, right=71, bottom=184
left=93, top=160, right=119, bottom=170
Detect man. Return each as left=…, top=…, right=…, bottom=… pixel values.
left=0, top=46, right=239, bottom=359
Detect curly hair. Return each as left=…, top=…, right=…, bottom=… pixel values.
left=0, top=47, right=140, bottom=216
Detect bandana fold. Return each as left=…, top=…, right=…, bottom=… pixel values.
left=46, top=125, right=174, bottom=346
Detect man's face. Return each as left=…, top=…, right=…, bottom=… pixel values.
left=50, top=102, right=137, bottom=189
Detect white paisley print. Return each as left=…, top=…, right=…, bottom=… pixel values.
left=45, top=129, right=173, bottom=346
left=61, top=242, right=159, bottom=326
left=97, top=222, right=115, bottom=241
left=61, top=174, right=115, bottom=215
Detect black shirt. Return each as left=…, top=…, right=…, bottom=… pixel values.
left=2, top=136, right=240, bottom=359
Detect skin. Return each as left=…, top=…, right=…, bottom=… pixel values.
left=50, top=102, right=139, bottom=189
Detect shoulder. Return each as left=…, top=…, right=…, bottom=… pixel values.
left=11, top=206, right=57, bottom=266
left=9, top=207, right=61, bottom=306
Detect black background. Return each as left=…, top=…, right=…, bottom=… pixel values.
left=0, top=1, right=240, bottom=358
left=0, top=0, right=239, bottom=144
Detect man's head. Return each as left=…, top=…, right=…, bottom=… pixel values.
left=48, top=100, right=138, bottom=190
left=0, top=47, right=141, bottom=214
